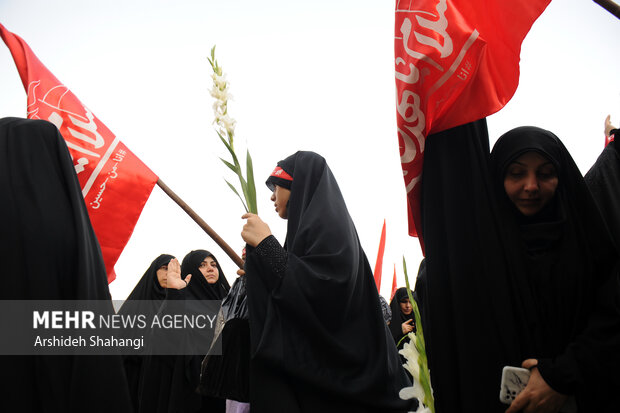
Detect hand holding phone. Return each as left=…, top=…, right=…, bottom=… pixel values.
left=499, top=365, right=577, bottom=413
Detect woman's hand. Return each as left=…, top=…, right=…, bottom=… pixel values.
left=505, top=359, right=568, bottom=413
left=241, top=213, right=272, bottom=247
left=165, top=258, right=191, bottom=290
left=605, top=115, right=616, bottom=137
left=401, top=318, right=415, bottom=335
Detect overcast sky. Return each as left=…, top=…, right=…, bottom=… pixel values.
left=1, top=0, right=619, bottom=300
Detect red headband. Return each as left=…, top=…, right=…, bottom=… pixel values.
left=270, top=166, right=293, bottom=181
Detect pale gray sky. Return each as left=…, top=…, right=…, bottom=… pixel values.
left=1, top=0, right=619, bottom=300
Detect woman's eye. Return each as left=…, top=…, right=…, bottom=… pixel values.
left=537, top=170, right=556, bottom=180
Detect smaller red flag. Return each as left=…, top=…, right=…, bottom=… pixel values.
left=391, top=264, right=397, bottom=300
left=373, top=220, right=387, bottom=293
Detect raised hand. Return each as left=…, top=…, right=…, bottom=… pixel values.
left=166, top=258, right=191, bottom=290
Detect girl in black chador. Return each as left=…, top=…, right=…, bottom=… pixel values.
left=138, top=250, right=229, bottom=413
left=118, top=254, right=174, bottom=412
left=389, top=287, right=416, bottom=349
left=240, top=151, right=412, bottom=413
left=0, top=117, right=133, bottom=412
left=416, top=120, right=620, bottom=413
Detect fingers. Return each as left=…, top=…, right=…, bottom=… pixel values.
left=404, top=319, right=414, bottom=325
left=605, top=115, right=613, bottom=136
left=184, top=274, right=192, bottom=284
left=167, top=258, right=181, bottom=278
left=236, top=269, right=246, bottom=276
left=521, top=358, right=538, bottom=369
left=241, top=213, right=257, bottom=219
left=505, top=391, right=528, bottom=413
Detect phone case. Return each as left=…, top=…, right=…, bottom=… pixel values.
left=499, top=366, right=531, bottom=404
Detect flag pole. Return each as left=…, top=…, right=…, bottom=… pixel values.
left=156, top=179, right=244, bottom=268
left=594, top=0, right=620, bottom=19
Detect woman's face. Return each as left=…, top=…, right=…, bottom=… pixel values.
left=503, top=151, right=558, bottom=216
left=399, top=298, right=413, bottom=315
left=198, top=256, right=219, bottom=284
left=270, top=185, right=291, bottom=219
left=156, top=264, right=168, bottom=288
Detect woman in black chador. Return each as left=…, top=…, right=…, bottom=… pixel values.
left=119, top=253, right=174, bottom=411
left=240, top=151, right=412, bottom=413
left=389, top=287, right=416, bottom=349
left=0, top=117, right=132, bottom=412
left=138, top=250, right=229, bottom=413
left=417, top=120, right=620, bottom=412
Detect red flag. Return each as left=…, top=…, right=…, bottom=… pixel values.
left=395, top=0, right=551, bottom=244
left=373, top=220, right=387, bottom=292
left=391, top=264, right=397, bottom=300
left=1, top=23, right=158, bottom=283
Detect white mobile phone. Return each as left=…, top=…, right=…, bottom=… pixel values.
left=499, top=366, right=530, bottom=405
left=499, top=365, right=578, bottom=413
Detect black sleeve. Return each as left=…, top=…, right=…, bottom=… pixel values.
left=250, top=235, right=287, bottom=292
left=537, top=269, right=620, bottom=399
left=164, top=287, right=185, bottom=301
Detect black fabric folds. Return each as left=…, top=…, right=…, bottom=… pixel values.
left=0, top=117, right=132, bottom=412
left=585, top=139, right=620, bottom=252
left=418, top=120, right=620, bottom=412
left=199, top=275, right=250, bottom=402
left=119, top=254, right=174, bottom=412
left=138, top=250, right=229, bottom=413
left=245, top=151, right=412, bottom=413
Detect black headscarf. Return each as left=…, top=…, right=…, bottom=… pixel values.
left=181, top=249, right=230, bottom=300
left=419, top=120, right=620, bottom=412
left=0, top=117, right=132, bottom=412
left=118, top=254, right=174, bottom=412
left=246, top=151, right=411, bottom=412
left=389, top=287, right=415, bottom=347
left=120, top=254, right=174, bottom=313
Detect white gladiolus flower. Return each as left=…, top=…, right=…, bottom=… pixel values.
left=220, top=114, right=236, bottom=135
left=399, top=380, right=425, bottom=403
left=211, top=73, right=228, bottom=90
left=210, top=86, right=229, bottom=101
left=399, top=335, right=421, bottom=378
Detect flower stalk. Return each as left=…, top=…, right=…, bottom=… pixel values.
left=208, top=45, right=257, bottom=214
left=399, top=256, right=435, bottom=413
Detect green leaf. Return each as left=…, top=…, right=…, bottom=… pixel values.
left=217, top=131, right=241, bottom=169
left=246, top=149, right=258, bottom=214
left=403, top=256, right=435, bottom=413
left=225, top=179, right=248, bottom=213
left=219, top=158, right=238, bottom=175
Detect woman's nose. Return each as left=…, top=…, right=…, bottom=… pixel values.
left=523, top=173, right=539, bottom=192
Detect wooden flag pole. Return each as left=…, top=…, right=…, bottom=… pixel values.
left=156, top=178, right=244, bottom=268
left=594, top=0, right=620, bottom=19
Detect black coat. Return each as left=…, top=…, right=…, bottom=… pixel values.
left=0, top=117, right=133, bottom=412
left=245, top=151, right=412, bottom=413
left=418, top=119, right=620, bottom=412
